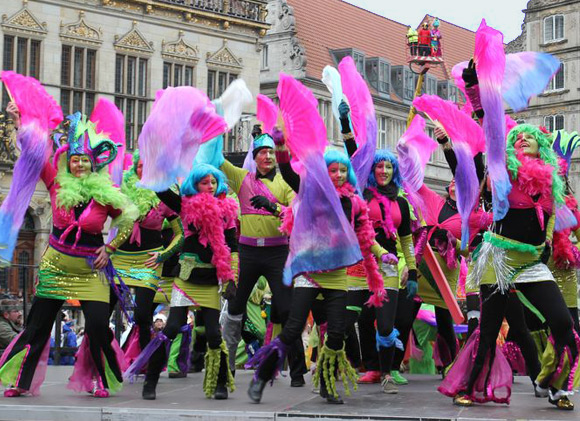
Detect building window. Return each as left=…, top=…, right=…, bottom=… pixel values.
left=423, top=75, right=437, bottom=96
left=2, top=35, right=41, bottom=107
left=261, top=45, right=269, bottom=70
left=114, top=54, right=149, bottom=150
left=366, top=59, right=390, bottom=94
left=544, top=115, right=564, bottom=132
left=544, top=15, right=564, bottom=43
left=162, top=62, right=195, bottom=89
left=331, top=48, right=365, bottom=75
left=377, top=116, right=389, bottom=149
left=17, top=251, right=30, bottom=291
left=404, top=69, right=415, bottom=101
left=207, top=70, right=237, bottom=101
left=546, top=63, right=564, bottom=91
left=0, top=267, right=7, bottom=292
left=60, top=45, right=97, bottom=116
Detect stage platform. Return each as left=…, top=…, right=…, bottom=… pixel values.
left=0, top=367, right=575, bottom=421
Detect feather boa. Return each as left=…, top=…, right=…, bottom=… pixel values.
left=553, top=193, right=580, bottom=269
left=366, top=187, right=397, bottom=240
left=336, top=184, right=385, bottom=307
left=513, top=152, right=554, bottom=199
left=55, top=170, right=129, bottom=210
left=278, top=201, right=295, bottom=236
left=180, top=193, right=238, bottom=283
left=121, top=171, right=160, bottom=219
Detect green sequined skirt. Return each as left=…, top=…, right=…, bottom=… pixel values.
left=111, top=247, right=163, bottom=291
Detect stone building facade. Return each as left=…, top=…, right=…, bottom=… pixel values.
left=507, top=0, right=580, bottom=192
left=0, top=0, right=268, bottom=297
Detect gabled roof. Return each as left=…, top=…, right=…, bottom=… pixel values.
left=288, top=0, right=476, bottom=82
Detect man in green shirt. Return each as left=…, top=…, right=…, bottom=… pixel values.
left=221, top=129, right=306, bottom=386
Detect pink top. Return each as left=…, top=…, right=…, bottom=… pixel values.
left=507, top=178, right=553, bottom=230
left=129, top=203, right=176, bottom=246
left=41, top=163, right=122, bottom=249
left=368, top=197, right=402, bottom=231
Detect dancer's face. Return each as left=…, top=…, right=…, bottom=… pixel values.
left=514, top=132, right=539, bottom=157
left=328, top=162, right=348, bottom=188
left=448, top=179, right=456, bottom=201
left=69, top=154, right=92, bottom=178
left=136, top=160, right=143, bottom=179
left=197, top=175, right=217, bottom=195
left=254, top=148, right=275, bottom=175
left=374, top=161, right=393, bottom=186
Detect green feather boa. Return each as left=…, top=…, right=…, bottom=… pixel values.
left=56, top=170, right=129, bottom=211
left=121, top=170, right=160, bottom=219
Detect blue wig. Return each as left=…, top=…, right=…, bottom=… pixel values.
left=367, top=149, right=402, bottom=189
left=181, top=163, right=229, bottom=196
left=324, top=149, right=358, bottom=187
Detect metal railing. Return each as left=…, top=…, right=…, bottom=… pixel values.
left=156, top=0, right=267, bottom=23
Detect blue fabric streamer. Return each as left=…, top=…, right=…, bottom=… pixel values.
left=376, top=328, right=404, bottom=351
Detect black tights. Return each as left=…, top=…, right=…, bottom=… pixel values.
left=392, top=288, right=421, bottom=371
left=345, top=289, right=398, bottom=374
left=110, top=286, right=156, bottom=352
left=434, top=306, right=458, bottom=367
left=147, top=306, right=224, bottom=380
left=4, top=297, right=121, bottom=390
left=467, top=282, right=575, bottom=394
left=257, top=287, right=346, bottom=381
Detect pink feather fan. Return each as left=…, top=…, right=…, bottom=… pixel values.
left=256, top=94, right=278, bottom=134
left=413, top=95, right=485, bottom=156
left=138, top=86, right=227, bottom=191
left=89, top=98, right=125, bottom=185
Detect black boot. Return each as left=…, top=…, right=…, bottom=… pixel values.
left=214, top=352, right=229, bottom=400
left=248, top=378, right=267, bottom=403
left=142, top=375, right=159, bottom=400
left=319, top=373, right=343, bottom=404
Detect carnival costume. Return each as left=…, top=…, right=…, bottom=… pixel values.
left=126, top=164, right=237, bottom=400
left=0, top=96, right=137, bottom=397
left=111, top=149, right=183, bottom=364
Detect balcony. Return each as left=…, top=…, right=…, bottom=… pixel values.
left=129, top=0, right=269, bottom=27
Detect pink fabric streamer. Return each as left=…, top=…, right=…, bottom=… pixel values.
left=501, top=341, right=527, bottom=376
left=413, top=95, right=485, bottom=156
left=138, top=86, right=227, bottom=191
left=438, top=330, right=512, bottom=404
left=0, top=332, right=50, bottom=396
left=122, top=326, right=143, bottom=368
left=475, top=19, right=511, bottom=221
left=257, top=94, right=278, bottom=134
left=90, top=98, right=126, bottom=187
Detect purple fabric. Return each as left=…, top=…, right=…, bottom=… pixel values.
left=351, top=117, right=378, bottom=193
left=89, top=259, right=135, bottom=324
left=438, top=329, right=512, bottom=404
left=177, top=324, right=192, bottom=374
left=475, top=20, right=511, bottom=221
left=245, top=337, right=288, bottom=383
left=0, top=123, right=50, bottom=265
left=123, top=331, right=170, bottom=383
left=454, top=143, right=480, bottom=250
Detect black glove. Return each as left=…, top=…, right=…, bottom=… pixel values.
left=540, top=242, right=552, bottom=264
left=250, top=195, right=277, bottom=214
left=462, top=58, right=478, bottom=88
left=338, top=100, right=351, bottom=134
left=222, top=281, right=237, bottom=301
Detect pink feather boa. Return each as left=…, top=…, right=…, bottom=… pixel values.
left=366, top=187, right=397, bottom=240
left=514, top=152, right=554, bottom=199
left=553, top=195, right=580, bottom=269
left=180, top=193, right=238, bottom=283
left=336, top=184, right=385, bottom=307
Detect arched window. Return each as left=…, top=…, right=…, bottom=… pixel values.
left=17, top=251, right=30, bottom=291
left=22, top=212, right=35, bottom=231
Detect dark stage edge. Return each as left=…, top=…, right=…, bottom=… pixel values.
left=0, top=367, right=576, bottom=421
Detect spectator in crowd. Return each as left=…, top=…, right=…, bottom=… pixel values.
left=0, top=300, right=22, bottom=357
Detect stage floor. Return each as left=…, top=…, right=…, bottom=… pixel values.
left=0, top=367, right=576, bottom=421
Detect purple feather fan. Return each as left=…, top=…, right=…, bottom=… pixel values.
left=453, top=142, right=480, bottom=250
left=475, top=19, right=511, bottom=221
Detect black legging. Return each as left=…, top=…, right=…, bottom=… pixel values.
left=147, top=306, right=225, bottom=381
left=228, top=244, right=306, bottom=379
left=346, top=289, right=399, bottom=374
left=110, top=286, right=156, bottom=352
left=434, top=306, right=458, bottom=367
left=392, top=288, right=421, bottom=371
left=4, top=297, right=121, bottom=390
left=257, top=287, right=346, bottom=381
left=466, top=282, right=575, bottom=394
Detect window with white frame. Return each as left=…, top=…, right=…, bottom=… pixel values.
left=377, top=116, right=389, bottom=149
left=544, top=115, right=564, bottom=132
left=546, top=63, right=564, bottom=91
left=114, top=54, right=150, bottom=150
left=2, top=34, right=41, bottom=107
left=261, top=45, right=269, bottom=70
left=207, top=69, right=237, bottom=101
left=332, top=48, right=365, bottom=75
left=366, top=59, right=390, bottom=94
left=162, top=62, right=195, bottom=88
left=544, top=15, right=564, bottom=43
left=60, top=45, right=97, bottom=116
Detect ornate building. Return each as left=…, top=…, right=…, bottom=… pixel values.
left=0, top=0, right=268, bottom=296
left=260, top=0, right=476, bottom=194
left=507, top=0, right=580, bottom=192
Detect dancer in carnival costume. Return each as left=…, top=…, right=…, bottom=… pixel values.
left=247, top=74, right=389, bottom=405
left=550, top=130, right=580, bottom=333
left=0, top=75, right=137, bottom=397
left=126, top=164, right=237, bottom=400
left=111, top=149, right=184, bottom=365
